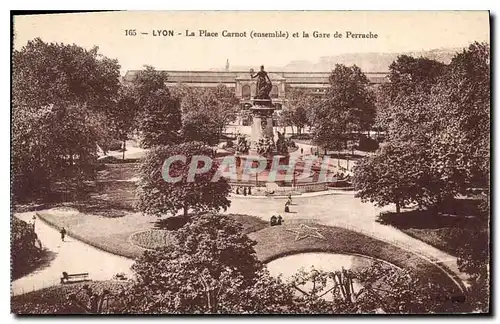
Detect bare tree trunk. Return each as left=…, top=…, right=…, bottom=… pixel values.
left=206, top=289, right=212, bottom=313
left=183, top=203, right=188, bottom=217
left=396, top=200, right=401, bottom=214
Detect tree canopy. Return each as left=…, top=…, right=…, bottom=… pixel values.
left=12, top=38, right=121, bottom=199
left=128, top=214, right=272, bottom=313
left=311, top=64, right=376, bottom=150
left=173, top=83, right=239, bottom=144
left=283, top=86, right=319, bottom=134
left=136, top=141, right=231, bottom=217
left=133, top=66, right=182, bottom=148
left=354, top=42, right=490, bottom=211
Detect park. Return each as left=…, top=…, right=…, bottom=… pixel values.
left=11, top=36, right=490, bottom=314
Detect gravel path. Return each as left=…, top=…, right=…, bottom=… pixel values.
left=225, top=193, right=468, bottom=285
left=11, top=212, right=134, bottom=296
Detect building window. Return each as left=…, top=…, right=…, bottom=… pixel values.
left=271, top=85, right=279, bottom=98
left=242, top=85, right=251, bottom=99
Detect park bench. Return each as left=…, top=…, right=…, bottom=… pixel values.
left=60, top=271, right=90, bottom=284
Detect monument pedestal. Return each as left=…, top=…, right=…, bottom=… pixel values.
left=249, top=99, right=275, bottom=151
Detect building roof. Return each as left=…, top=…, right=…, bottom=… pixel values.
left=124, top=70, right=389, bottom=85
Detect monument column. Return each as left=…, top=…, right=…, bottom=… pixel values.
left=250, top=114, right=263, bottom=145
left=250, top=101, right=275, bottom=150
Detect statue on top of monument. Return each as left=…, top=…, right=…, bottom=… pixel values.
left=250, top=65, right=273, bottom=100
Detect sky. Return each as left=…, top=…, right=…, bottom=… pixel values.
left=13, top=11, right=490, bottom=75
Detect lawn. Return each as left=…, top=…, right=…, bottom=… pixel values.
left=97, top=163, right=139, bottom=181
left=36, top=209, right=269, bottom=259
left=249, top=223, right=463, bottom=294
left=14, top=162, right=140, bottom=216
left=402, top=228, right=463, bottom=256
left=37, top=208, right=151, bottom=259
left=32, top=158, right=269, bottom=259
left=376, top=198, right=486, bottom=257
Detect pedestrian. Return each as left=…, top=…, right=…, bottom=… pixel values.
left=301, top=147, right=304, bottom=155
left=285, top=204, right=290, bottom=213
left=248, top=186, right=252, bottom=195
left=60, top=227, right=67, bottom=242
left=236, top=187, right=240, bottom=195
left=270, top=215, right=277, bottom=226
left=277, top=215, right=283, bottom=225
left=243, top=187, right=247, bottom=196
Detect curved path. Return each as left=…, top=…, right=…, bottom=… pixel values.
left=11, top=212, right=134, bottom=296
left=225, top=192, right=468, bottom=285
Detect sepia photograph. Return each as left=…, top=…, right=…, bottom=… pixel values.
left=10, top=10, right=490, bottom=314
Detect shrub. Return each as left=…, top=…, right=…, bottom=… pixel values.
left=358, top=135, right=379, bottom=152
left=11, top=281, right=131, bottom=314
left=11, top=218, right=42, bottom=279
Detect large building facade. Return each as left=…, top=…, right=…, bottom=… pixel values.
left=124, top=70, right=389, bottom=111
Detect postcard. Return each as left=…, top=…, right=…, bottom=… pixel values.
left=11, top=11, right=490, bottom=314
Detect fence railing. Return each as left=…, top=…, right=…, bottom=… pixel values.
left=230, top=181, right=329, bottom=195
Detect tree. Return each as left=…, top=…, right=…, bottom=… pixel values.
left=12, top=38, right=121, bottom=199
left=432, top=42, right=490, bottom=187
left=108, top=83, right=139, bottom=159
left=181, top=111, right=220, bottom=146
left=174, top=83, right=239, bottom=142
left=278, top=109, right=294, bottom=134
left=136, top=142, right=231, bottom=217
left=128, top=214, right=267, bottom=313
left=387, top=55, right=446, bottom=100
left=291, top=106, right=309, bottom=135
left=311, top=64, right=376, bottom=151
left=133, top=66, right=182, bottom=148
left=358, top=45, right=490, bottom=211
left=210, top=84, right=240, bottom=136
left=375, top=55, right=445, bottom=133
left=354, top=43, right=490, bottom=309
left=13, top=38, right=120, bottom=113
left=284, top=86, right=319, bottom=134
left=353, top=141, right=428, bottom=213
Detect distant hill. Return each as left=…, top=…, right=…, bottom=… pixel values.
left=219, top=47, right=463, bottom=73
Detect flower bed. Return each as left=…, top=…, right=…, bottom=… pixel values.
left=129, top=230, right=177, bottom=250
